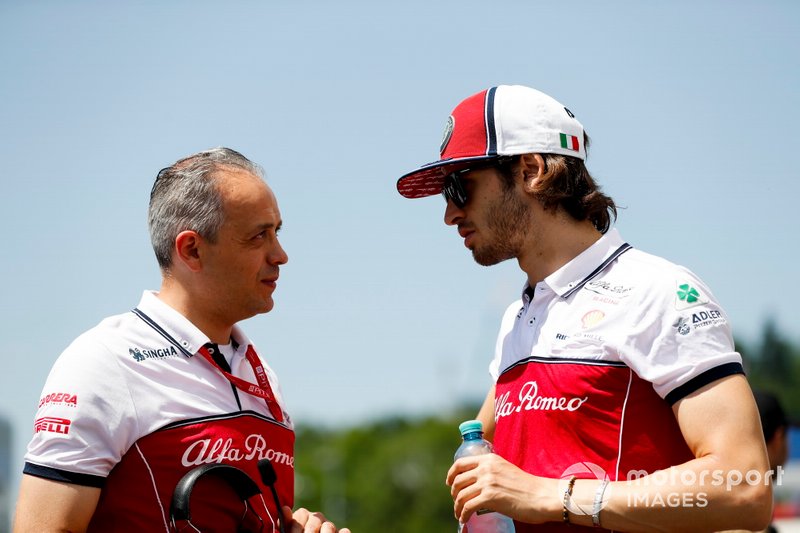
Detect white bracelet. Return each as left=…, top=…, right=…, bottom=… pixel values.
left=592, top=479, right=610, bottom=528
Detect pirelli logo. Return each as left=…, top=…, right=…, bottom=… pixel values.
left=34, top=417, right=71, bottom=435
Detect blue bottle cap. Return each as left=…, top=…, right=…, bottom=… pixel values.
left=459, top=420, right=483, bottom=436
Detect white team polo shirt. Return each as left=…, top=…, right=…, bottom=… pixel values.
left=24, top=291, right=294, bottom=532
left=487, top=230, right=744, bottom=533
left=489, top=228, right=741, bottom=403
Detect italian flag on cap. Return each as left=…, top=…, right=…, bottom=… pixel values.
left=560, top=133, right=579, bottom=152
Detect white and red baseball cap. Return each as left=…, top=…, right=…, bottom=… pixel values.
left=396, top=85, right=586, bottom=199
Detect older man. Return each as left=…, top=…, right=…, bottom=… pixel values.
left=15, top=148, right=348, bottom=533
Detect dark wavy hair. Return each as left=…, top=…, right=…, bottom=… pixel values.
left=497, top=135, right=617, bottom=233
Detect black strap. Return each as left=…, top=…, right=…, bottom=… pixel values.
left=170, top=461, right=286, bottom=533
left=170, top=463, right=262, bottom=523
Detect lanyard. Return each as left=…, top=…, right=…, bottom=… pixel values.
left=198, top=344, right=284, bottom=423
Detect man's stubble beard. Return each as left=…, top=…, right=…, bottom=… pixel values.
left=472, top=188, right=532, bottom=267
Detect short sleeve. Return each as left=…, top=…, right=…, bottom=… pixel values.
left=618, top=267, right=743, bottom=404
left=24, top=331, right=138, bottom=483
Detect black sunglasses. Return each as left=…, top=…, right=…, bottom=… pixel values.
left=441, top=157, right=514, bottom=209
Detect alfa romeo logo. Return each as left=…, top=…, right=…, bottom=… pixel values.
left=440, top=115, right=454, bottom=155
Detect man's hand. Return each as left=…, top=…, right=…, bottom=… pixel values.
left=446, top=453, right=558, bottom=525
left=282, top=506, right=351, bottom=533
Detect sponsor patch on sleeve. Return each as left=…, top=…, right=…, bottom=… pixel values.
left=675, top=281, right=709, bottom=310
left=38, top=392, right=78, bottom=409
left=34, top=417, right=72, bottom=435
left=673, top=308, right=728, bottom=335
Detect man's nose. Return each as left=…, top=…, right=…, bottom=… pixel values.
left=444, top=198, right=464, bottom=226
left=270, top=241, right=288, bottom=265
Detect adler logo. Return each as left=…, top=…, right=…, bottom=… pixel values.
left=129, top=345, right=179, bottom=362
left=34, top=417, right=71, bottom=435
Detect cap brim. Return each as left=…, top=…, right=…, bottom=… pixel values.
left=396, top=155, right=498, bottom=199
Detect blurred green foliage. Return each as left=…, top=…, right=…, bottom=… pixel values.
left=294, top=405, right=479, bottom=533
left=739, top=317, right=800, bottom=422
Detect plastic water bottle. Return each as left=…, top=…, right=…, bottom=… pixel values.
left=454, top=420, right=515, bottom=533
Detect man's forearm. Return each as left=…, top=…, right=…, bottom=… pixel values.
left=563, top=461, right=773, bottom=532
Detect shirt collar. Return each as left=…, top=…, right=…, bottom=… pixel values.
left=135, top=290, right=253, bottom=357
left=527, top=228, right=630, bottom=299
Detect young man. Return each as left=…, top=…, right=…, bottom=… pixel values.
left=15, top=148, right=348, bottom=533
left=397, top=85, right=772, bottom=531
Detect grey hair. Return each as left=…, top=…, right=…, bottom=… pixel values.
left=148, top=147, right=265, bottom=271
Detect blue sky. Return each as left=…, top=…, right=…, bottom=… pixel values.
left=1, top=0, right=798, bottom=509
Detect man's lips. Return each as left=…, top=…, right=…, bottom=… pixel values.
left=458, top=227, right=475, bottom=247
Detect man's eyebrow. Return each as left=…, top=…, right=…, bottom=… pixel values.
left=253, top=220, right=282, bottom=230
left=254, top=221, right=282, bottom=233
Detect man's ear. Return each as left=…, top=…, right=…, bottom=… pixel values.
left=767, top=425, right=787, bottom=452
left=173, top=230, right=203, bottom=272
left=517, top=153, right=547, bottom=193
